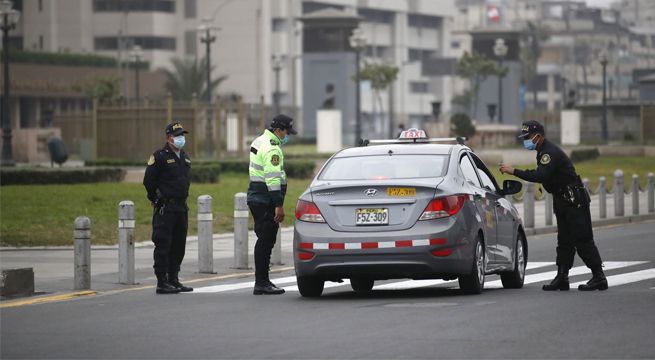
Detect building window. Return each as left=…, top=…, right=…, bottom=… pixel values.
left=358, top=8, right=394, bottom=24
left=185, top=30, right=196, bottom=55
left=95, top=36, right=176, bottom=50
left=451, top=41, right=461, bottom=49
left=184, top=0, right=196, bottom=18
left=364, top=45, right=390, bottom=59
left=39, top=35, right=43, bottom=50
left=410, top=81, right=429, bottom=94
left=93, top=0, right=176, bottom=13
left=272, top=18, right=287, bottom=32
left=408, top=14, right=439, bottom=29
left=408, top=48, right=435, bottom=62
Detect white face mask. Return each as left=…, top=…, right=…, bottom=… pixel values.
left=173, top=135, right=185, bottom=149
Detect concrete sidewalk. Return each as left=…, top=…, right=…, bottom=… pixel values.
left=1, top=194, right=654, bottom=298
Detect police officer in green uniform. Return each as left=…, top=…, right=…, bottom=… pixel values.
left=143, top=122, right=194, bottom=294
left=248, top=115, right=297, bottom=295
left=499, top=120, right=608, bottom=291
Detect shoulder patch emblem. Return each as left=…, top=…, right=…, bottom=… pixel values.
left=270, top=139, right=278, bottom=146
left=540, top=154, right=551, bottom=165
left=185, top=158, right=191, bottom=163
left=147, top=155, right=155, bottom=166
left=271, top=154, right=280, bottom=166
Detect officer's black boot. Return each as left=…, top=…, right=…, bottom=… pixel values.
left=253, top=280, right=285, bottom=295
left=168, top=272, right=193, bottom=292
left=156, top=273, right=180, bottom=294
left=542, top=265, right=570, bottom=291
left=578, top=266, right=608, bottom=291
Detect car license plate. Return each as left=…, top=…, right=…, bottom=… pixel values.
left=356, top=208, right=389, bottom=225
left=387, top=187, right=416, bottom=197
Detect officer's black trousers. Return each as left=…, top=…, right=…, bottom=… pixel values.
left=152, top=206, right=188, bottom=275
left=249, top=203, right=279, bottom=285
left=553, top=197, right=603, bottom=270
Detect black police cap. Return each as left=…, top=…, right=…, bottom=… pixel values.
left=518, top=120, right=544, bottom=139
left=270, top=114, right=297, bottom=135
left=165, top=122, right=189, bottom=136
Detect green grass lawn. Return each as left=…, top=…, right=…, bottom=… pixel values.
left=1, top=156, right=653, bottom=247
left=0, top=174, right=311, bottom=247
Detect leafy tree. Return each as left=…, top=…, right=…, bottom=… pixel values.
left=73, top=76, right=122, bottom=105
left=355, top=62, right=399, bottom=136
left=164, top=57, right=228, bottom=101
left=520, top=21, right=550, bottom=108
left=456, top=52, right=506, bottom=119
left=573, top=40, right=592, bottom=103
left=450, top=113, right=476, bottom=138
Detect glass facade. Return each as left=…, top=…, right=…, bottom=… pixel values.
left=93, top=0, right=175, bottom=13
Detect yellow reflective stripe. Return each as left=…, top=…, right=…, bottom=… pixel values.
left=265, top=172, right=282, bottom=178
left=250, top=162, right=264, bottom=171
left=250, top=176, right=265, bottom=182
left=268, top=184, right=282, bottom=191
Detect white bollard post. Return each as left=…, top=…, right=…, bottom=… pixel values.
left=599, top=177, right=607, bottom=219
left=614, top=169, right=624, bottom=217
left=118, top=201, right=135, bottom=285
left=632, top=174, right=639, bottom=216
left=272, top=227, right=283, bottom=265
left=545, top=192, right=553, bottom=226
left=648, top=173, right=654, bottom=214
left=198, top=195, right=214, bottom=273
left=74, top=217, right=91, bottom=290
left=523, top=182, right=535, bottom=228
left=233, top=193, right=249, bottom=269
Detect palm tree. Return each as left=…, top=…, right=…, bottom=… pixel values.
left=164, top=57, right=228, bottom=101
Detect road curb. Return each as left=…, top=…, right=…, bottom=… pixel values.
left=524, top=213, right=655, bottom=236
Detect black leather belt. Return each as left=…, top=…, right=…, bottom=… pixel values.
left=162, top=198, right=187, bottom=204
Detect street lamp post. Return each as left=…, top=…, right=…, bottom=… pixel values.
left=493, top=38, right=508, bottom=124
left=198, top=20, right=219, bottom=157
left=600, top=53, right=609, bottom=142
left=349, top=28, right=367, bottom=145
left=130, top=45, right=142, bottom=105
left=272, top=55, right=283, bottom=116
left=1, top=0, right=20, bottom=167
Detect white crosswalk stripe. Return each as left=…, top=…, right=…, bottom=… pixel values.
left=189, top=261, right=653, bottom=294
left=571, top=268, right=655, bottom=288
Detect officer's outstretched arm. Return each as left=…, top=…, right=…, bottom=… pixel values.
left=514, top=154, right=557, bottom=184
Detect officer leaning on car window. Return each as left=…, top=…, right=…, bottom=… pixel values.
left=143, top=122, right=194, bottom=295
left=499, top=120, right=608, bottom=292
left=247, top=115, right=297, bottom=295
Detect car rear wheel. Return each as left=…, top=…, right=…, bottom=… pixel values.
left=501, top=233, right=527, bottom=289
left=297, top=276, right=324, bottom=297
left=458, top=236, right=485, bottom=295
left=350, top=278, right=374, bottom=293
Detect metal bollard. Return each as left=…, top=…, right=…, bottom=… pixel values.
left=599, top=177, right=607, bottom=219
left=582, top=178, right=589, bottom=192
left=233, top=193, right=249, bottom=269
left=545, top=192, right=553, bottom=226
left=272, top=227, right=283, bottom=265
left=118, top=201, right=135, bottom=285
left=614, top=169, right=624, bottom=217
left=198, top=195, right=215, bottom=274
left=74, top=216, right=91, bottom=290
left=632, top=174, right=639, bottom=216
left=523, top=182, right=535, bottom=228
left=648, top=173, right=654, bottom=214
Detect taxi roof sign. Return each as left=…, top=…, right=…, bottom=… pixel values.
left=360, top=128, right=468, bottom=146
left=399, top=128, right=427, bottom=140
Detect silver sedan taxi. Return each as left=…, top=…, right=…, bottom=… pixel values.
left=293, top=129, right=526, bottom=297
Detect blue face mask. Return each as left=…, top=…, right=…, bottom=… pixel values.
left=280, top=134, right=289, bottom=146
left=523, top=138, right=536, bottom=150
left=173, top=135, right=186, bottom=149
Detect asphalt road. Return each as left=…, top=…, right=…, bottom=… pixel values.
left=2, top=221, right=655, bottom=359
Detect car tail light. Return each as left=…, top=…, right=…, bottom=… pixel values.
left=295, top=200, right=325, bottom=223
left=419, top=195, right=467, bottom=221
left=297, top=251, right=315, bottom=261
left=431, top=248, right=453, bottom=257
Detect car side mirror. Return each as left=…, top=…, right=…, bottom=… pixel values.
left=501, top=180, right=522, bottom=196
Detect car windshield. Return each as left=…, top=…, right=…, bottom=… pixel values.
left=319, top=154, right=448, bottom=180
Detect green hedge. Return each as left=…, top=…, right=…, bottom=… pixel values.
left=191, top=165, right=220, bottom=183
left=571, top=148, right=600, bottom=163
left=2, top=48, right=149, bottom=69
left=0, top=168, right=126, bottom=186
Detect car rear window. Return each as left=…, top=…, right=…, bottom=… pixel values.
left=319, top=154, right=448, bottom=180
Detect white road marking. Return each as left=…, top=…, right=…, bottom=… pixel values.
left=525, top=262, right=555, bottom=270
left=374, top=279, right=454, bottom=290
left=571, top=268, right=655, bottom=288
left=191, top=276, right=297, bottom=293
left=485, top=261, right=647, bottom=289
left=283, top=279, right=351, bottom=292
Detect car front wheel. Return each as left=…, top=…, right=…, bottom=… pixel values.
left=297, top=276, right=324, bottom=297
left=459, top=236, right=485, bottom=295
left=501, top=232, right=527, bottom=289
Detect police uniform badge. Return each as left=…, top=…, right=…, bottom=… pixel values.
left=540, top=154, right=551, bottom=165
left=271, top=154, right=280, bottom=166
left=147, top=155, right=155, bottom=166
left=270, top=139, right=277, bottom=146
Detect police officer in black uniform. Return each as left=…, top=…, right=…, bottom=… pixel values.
left=143, top=122, right=193, bottom=294
left=499, top=120, right=608, bottom=291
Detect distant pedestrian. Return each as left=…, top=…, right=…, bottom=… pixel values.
left=143, top=122, right=193, bottom=294
left=499, top=120, right=608, bottom=291
left=247, top=115, right=297, bottom=295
